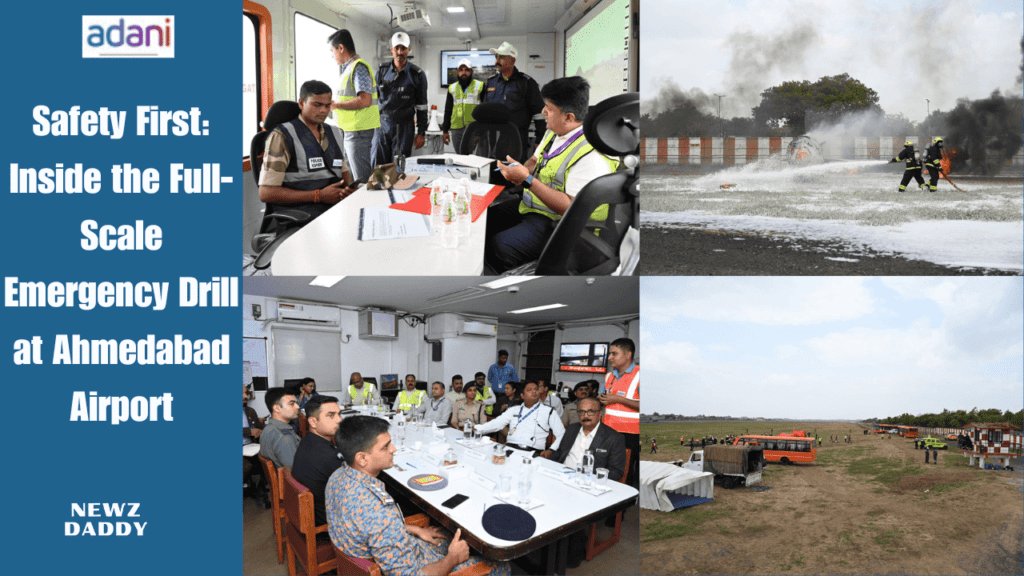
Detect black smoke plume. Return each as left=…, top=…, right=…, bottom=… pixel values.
left=945, top=90, right=1024, bottom=175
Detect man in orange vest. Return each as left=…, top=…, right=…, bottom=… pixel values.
left=600, top=337, right=639, bottom=487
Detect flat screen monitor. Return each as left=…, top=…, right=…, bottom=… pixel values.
left=558, top=343, right=609, bottom=373
left=380, top=374, right=400, bottom=390
left=440, top=49, right=495, bottom=87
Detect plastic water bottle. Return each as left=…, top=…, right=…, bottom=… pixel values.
left=441, top=192, right=459, bottom=249
left=582, top=450, right=595, bottom=487
left=517, top=473, right=532, bottom=507
left=463, top=419, right=473, bottom=441
left=430, top=183, right=445, bottom=233
left=456, top=179, right=472, bottom=236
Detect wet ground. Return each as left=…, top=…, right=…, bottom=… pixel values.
left=642, top=160, right=1023, bottom=274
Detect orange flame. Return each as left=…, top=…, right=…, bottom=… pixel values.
left=939, top=149, right=955, bottom=179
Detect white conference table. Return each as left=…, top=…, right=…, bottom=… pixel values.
left=271, top=176, right=492, bottom=276
left=375, top=417, right=638, bottom=573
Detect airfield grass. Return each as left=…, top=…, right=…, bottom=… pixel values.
left=639, top=421, right=1024, bottom=575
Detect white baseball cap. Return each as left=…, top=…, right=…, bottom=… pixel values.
left=456, top=58, right=472, bottom=69
left=391, top=31, right=411, bottom=48
left=489, top=41, right=518, bottom=58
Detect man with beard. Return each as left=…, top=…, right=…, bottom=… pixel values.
left=445, top=374, right=465, bottom=405
left=442, top=59, right=484, bottom=154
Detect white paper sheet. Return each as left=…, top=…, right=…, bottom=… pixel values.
left=358, top=206, right=433, bottom=241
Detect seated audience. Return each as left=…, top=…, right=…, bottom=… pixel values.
left=259, top=387, right=302, bottom=469
left=475, top=381, right=565, bottom=457
left=343, top=372, right=379, bottom=406
left=393, top=374, right=425, bottom=412
left=291, top=395, right=344, bottom=526
left=444, top=375, right=465, bottom=405
left=325, top=416, right=510, bottom=576
left=413, top=382, right=453, bottom=426
left=450, top=383, right=488, bottom=428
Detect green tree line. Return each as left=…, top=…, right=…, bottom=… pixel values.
left=866, top=408, right=1023, bottom=430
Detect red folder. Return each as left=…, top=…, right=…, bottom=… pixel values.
left=390, top=184, right=504, bottom=222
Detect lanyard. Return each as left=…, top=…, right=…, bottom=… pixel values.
left=535, top=129, right=585, bottom=176
left=510, top=404, right=540, bottom=436
left=431, top=398, right=443, bottom=411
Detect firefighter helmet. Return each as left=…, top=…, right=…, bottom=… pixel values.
left=904, top=141, right=913, bottom=147
left=933, top=137, right=943, bottom=144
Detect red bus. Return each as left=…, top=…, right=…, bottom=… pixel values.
left=732, top=435, right=817, bottom=464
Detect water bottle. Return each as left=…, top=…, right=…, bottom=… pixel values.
left=456, top=179, right=472, bottom=236
left=463, top=419, right=473, bottom=441
left=441, top=192, right=459, bottom=249
left=517, top=473, right=532, bottom=508
left=429, top=183, right=445, bottom=233
left=582, top=450, right=595, bottom=487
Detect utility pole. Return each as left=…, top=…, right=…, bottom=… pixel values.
left=713, top=94, right=724, bottom=138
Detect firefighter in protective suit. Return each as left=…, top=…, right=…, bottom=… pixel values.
left=924, top=137, right=945, bottom=192
left=889, top=141, right=926, bottom=192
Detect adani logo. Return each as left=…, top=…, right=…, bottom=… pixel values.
left=82, top=15, right=174, bottom=58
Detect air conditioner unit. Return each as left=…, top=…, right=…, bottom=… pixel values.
left=277, top=302, right=340, bottom=326
left=397, top=8, right=431, bottom=31
left=461, top=320, right=497, bottom=337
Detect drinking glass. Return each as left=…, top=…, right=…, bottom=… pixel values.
left=499, top=474, right=513, bottom=499
left=595, top=468, right=609, bottom=486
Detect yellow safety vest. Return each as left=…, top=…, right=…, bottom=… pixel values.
left=475, top=386, right=494, bottom=416
left=348, top=384, right=375, bottom=405
left=448, top=79, right=484, bottom=130
left=397, top=389, right=425, bottom=411
left=334, top=57, right=381, bottom=131
left=519, top=129, right=619, bottom=222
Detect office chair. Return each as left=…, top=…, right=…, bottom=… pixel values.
left=504, top=93, right=640, bottom=276
left=459, top=102, right=523, bottom=185
left=249, top=100, right=311, bottom=270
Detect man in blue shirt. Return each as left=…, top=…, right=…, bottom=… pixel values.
left=372, top=31, right=428, bottom=167
left=482, top=41, right=545, bottom=162
left=487, top=350, right=519, bottom=397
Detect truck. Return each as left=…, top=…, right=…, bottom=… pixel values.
left=680, top=444, right=765, bottom=489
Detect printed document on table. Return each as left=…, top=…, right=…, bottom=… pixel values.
left=358, top=207, right=433, bottom=241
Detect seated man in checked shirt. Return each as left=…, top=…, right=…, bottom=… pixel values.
left=325, top=416, right=510, bottom=576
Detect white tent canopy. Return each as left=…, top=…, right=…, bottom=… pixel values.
left=639, top=461, right=714, bottom=512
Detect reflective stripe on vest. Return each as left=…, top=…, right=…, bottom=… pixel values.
left=334, top=57, right=381, bottom=131
left=448, top=79, right=483, bottom=130
left=602, top=367, right=639, bottom=434
left=349, top=384, right=374, bottom=404
left=277, top=119, right=346, bottom=191
left=519, top=130, right=618, bottom=222
left=398, top=389, right=424, bottom=411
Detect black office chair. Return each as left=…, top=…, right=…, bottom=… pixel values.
left=459, top=102, right=523, bottom=185
left=504, top=93, right=640, bottom=276
left=249, top=100, right=311, bottom=270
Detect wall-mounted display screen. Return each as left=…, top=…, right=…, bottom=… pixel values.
left=559, top=343, right=609, bottom=373
left=440, top=49, right=496, bottom=87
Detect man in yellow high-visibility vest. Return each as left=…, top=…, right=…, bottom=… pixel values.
left=487, top=76, right=618, bottom=273
left=393, top=373, right=425, bottom=412
left=442, top=59, right=484, bottom=154
left=327, top=29, right=380, bottom=182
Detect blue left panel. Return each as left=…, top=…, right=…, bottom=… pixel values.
left=2, top=1, right=238, bottom=574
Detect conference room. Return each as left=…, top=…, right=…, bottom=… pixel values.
left=242, top=275, right=639, bottom=575
left=242, top=0, right=640, bottom=277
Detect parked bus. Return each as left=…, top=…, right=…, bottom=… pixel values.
left=732, top=435, right=818, bottom=464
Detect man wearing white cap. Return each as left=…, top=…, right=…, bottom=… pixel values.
left=372, top=31, right=428, bottom=167
left=441, top=58, right=484, bottom=154
left=482, top=41, right=545, bottom=162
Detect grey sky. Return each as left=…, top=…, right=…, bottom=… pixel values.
left=641, top=0, right=1024, bottom=122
